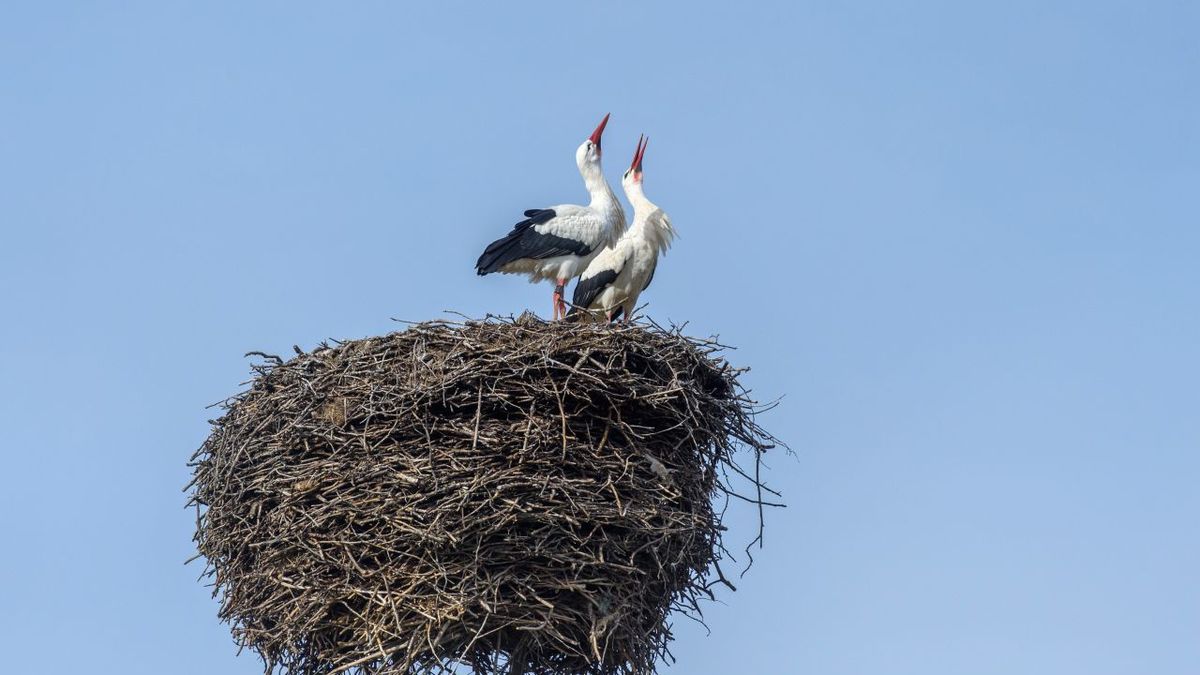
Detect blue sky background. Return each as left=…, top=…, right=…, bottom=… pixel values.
left=1, top=2, right=1197, bottom=673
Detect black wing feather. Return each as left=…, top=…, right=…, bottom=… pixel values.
left=642, top=259, right=657, bottom=292
left=568, top=269, right=619, bottom=315
left=475, top=209, right=593, bottom=275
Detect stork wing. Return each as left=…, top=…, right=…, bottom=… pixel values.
left=475, top=206, right=602, bottom=275
left=570, top=246, right=630, bottom=312
left=642, top=258, right=657, bottom=291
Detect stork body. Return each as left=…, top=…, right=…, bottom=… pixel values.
left=475, top=114, right=626, bottom=319
left=571, top=136, right=675, bottom=323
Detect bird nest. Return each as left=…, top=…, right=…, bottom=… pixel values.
left=188, top=315, right=780, bottom=675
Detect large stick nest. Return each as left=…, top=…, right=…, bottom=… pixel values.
left=188, top=315, right=779, bottom=675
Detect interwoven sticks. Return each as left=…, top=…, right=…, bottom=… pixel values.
left=188, top=315, right=779, bottom=675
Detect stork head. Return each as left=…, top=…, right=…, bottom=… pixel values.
left=621, top=135, right=647, bottom=191
left=575, top=113, right=610, bottom=169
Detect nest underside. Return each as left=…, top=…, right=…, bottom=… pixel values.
left=189, top=315, right=776, bottom=675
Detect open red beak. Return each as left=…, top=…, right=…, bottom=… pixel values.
left=588, top=113, right=610, bottom=152
left=630, top=134, right=647, bottom=174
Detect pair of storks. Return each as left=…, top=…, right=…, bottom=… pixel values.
left=475, top=114, right=676, bottom=322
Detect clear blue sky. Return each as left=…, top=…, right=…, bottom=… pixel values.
left=1, top=2, right=1196, bottom=673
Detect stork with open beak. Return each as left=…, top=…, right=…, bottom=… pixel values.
left=569, top=135, right=676, bottom=323
left=475, top=114, right=627, bottom=320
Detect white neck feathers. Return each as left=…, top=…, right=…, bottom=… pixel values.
left=626, top=189, right=675, bottom=256
left=579, top=160, right=626, bottom=241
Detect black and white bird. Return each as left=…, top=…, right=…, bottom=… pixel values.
left=475, top=114, right=627, bottom=320
left=570, top=135, right=676, bottom=323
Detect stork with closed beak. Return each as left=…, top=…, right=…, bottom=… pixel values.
left=569, top=135, right=676, bottom=323
left=475, top=114, right=627, bottom=319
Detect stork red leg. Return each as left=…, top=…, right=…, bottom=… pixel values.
left=553, top=279, right=567, bottom=320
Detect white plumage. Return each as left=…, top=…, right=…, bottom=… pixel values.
left=570, top=136, right=676, bottom=323
left=475, top=114, right=627, bottom=319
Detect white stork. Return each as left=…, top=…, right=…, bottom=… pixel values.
left=475, top=113, right=627, bottom=319
left=569, top=135, right=676, bottom=323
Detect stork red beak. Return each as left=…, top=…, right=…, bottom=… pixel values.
left=630, top=135, right=647, bottom=175
left=588, top=113, right=610, bottom=152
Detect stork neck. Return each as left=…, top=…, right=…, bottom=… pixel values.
left=623, top=184, right=673, bottom=253
left=627, top=187, right=654, bottom=217
left=581, top=163, right=616, bottom=206
left=622, top=183, right=653, bottom=226
left=581, top=162, right=624, bottom=237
